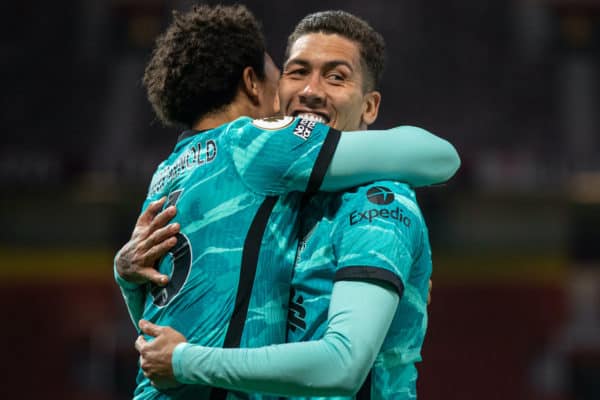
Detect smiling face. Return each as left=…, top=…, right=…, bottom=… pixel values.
left=279, top=33, right=381, bottom=131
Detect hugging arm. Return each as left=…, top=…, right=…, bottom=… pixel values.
left=138, top=281, right=398, bottom=396
left=114, top=197, right=179, bottom=328
left=322, top=125, right=460, bottom=190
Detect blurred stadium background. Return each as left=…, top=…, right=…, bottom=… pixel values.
left=2, top=0, right=599, bottom=398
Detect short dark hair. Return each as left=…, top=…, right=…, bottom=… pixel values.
left=143, top=4, right=266, bottom=128
left=285, top=10, right=385, bottom=91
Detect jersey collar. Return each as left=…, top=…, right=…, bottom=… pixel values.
left=177, top=129, right=210, bottom=143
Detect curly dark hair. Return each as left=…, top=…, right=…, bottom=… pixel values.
left=285, top=10, right=385, bottom=91
left=143, top=4, right=266, bottom=128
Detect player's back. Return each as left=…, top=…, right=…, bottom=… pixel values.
left=134, top=116, right=338, bottom=400
left=142, top=128, right=293, bottom=348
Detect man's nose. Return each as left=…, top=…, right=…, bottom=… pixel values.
left=298, top=75, right=326, bottom=107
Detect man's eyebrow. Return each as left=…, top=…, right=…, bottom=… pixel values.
left=283, top=58, right=310, bottom=69
left=284, top=58, right=354, bottom=72
left=322, top=60, right=354, bottom=72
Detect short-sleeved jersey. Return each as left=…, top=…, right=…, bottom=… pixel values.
left=288, top=181, right=432, bottom=400
left=133, top=116, right=341, bottom=400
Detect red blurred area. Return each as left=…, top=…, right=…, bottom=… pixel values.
left=2, top=279, right=568, bottom=400
left=3, top=281, right=136, bottom=400
left=420, top=284, right=566, bottom=400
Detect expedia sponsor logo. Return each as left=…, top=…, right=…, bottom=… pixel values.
left=350, top=186, right=411, bottom=227
left=367, top=186, right=394, bottom=205
left=293, top=118, right=316, bottom=140
left=349, top=206, right=411, bottom=227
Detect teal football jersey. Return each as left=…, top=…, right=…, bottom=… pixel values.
left=133, top=116, right=341, bottom=400
left=288, top=181, right=432, bottom=400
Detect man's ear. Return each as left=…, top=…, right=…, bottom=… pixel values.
left=242, top=66, right=260, bottom=105
left=361, top=90, right=381, bottom=126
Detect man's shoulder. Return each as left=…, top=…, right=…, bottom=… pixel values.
left=335, top=181, right=425, bottom=234
left=229, top=115, right=333, bottom=143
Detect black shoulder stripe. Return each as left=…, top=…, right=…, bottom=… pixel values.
left=209, top=195, right=279, bottom=400
left=334, top=266, right=405, bottom=297
left=305, top=128, right=342, bottom=193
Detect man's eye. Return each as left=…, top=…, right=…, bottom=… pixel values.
left=327, top=73, right=344, bottom=81
left=286, top=69, right=307, bottom=77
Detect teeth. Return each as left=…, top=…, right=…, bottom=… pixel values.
left=297, top=113, right=327, bottom=124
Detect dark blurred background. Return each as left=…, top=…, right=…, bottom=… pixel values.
left=2, top=0, right=600, bottom=399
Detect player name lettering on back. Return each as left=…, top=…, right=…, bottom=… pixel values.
left=149, top=139, right=217, bottom=196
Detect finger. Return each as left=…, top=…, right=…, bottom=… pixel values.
left=148, top=206, right=177, bottom=233
left=152, top=222, right=180, bottom=243
left=144, top=234, right=178, bottom=260
left=139, top=357, right=153, bottom=377
left=135, top=335, right=147, bottom=353
left=137, top=197, right=167, bottom=226
left=138, top=267, right=169, bottom=287
left=139, top=320, right=163, bottom=337
left=137, top=221, right=178, bottom=255
left=146, top=223, right=179, bottom=250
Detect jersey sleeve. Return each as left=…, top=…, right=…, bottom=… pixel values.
left=171, top=280, right=399, bottom=397
left=229, top=117, right=460, bottom=195
left=331, top=181, right=425, bottom=296
left=114, top=262, right=145, bottom=331
left=322, top=125, right=460, bottom=190
left=228, top=116, right=341, bottom=195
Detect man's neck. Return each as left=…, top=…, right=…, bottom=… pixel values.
left=191, top=97, right=255, bottom=131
